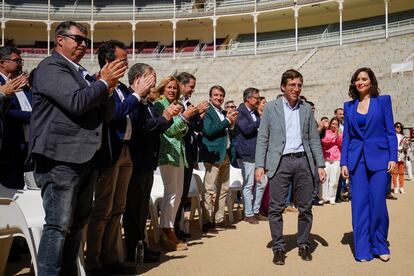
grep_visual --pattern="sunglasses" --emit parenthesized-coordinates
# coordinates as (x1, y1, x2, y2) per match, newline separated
(61, 34, 91, 47)
(226, 106, 237, 109)
(396, 125, 402, 128)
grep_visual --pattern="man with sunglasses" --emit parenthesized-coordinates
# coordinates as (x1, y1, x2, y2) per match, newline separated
(0, 45, 30, 188)
(29, 21, 127, 276)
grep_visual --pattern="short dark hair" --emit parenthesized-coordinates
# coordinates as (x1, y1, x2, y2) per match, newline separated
(306, 101, 315, 107)
(280, 69, 303, 91)
(334, 107, 344, 114)
(348, 67, 380, 100)
(176, 72, 196, 85)
(0, 45, 21, 60)
(55, 21, 87, 37)
(259, 96, 266, 101)
(243, 87, 259, 102)
(209, 85, 225, 97)
(320, 116, 329, 121)
(97, 40, 127, 69)
(127, 63, 153, 85)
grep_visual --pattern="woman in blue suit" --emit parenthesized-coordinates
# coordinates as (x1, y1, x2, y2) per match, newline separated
(340, 67, 397, 262)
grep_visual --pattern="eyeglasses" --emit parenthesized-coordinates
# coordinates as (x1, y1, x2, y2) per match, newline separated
(226, 105, 237, 109)
(396, 125, 402, 129)
(61, 33, 91, 47)
(2, 58, 24, 64)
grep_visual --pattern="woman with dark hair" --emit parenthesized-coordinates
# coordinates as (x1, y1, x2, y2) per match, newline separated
(320, 117, 342, 204)
(391, 122, 408, 193)
(341, 67, 397, 262)
(258, 96, 267, 117)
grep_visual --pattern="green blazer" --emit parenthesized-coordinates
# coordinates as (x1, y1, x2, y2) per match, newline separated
(199, 104, 236, 164)
(154, 97, 188, 168)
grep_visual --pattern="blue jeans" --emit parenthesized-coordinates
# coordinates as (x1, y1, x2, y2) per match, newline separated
(238, 160, 266, 217)
(34, 156, 95, 276)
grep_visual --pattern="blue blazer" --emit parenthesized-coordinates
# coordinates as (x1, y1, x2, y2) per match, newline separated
(235, 103, 260, 162)
(340, 95, 397, 172)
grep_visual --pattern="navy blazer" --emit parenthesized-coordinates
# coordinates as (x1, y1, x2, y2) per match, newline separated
(129, 101, 172, 172)
(106, 83, 140, 166)
(340, 95, 398, 172)
(29, 52, 115, 164)
(235, 103, 260, 162)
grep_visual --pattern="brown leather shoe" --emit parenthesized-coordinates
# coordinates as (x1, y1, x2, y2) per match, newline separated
(254, 213, 268, 221)
(244, 216, 259, 224)
(161, 228, 188, 251)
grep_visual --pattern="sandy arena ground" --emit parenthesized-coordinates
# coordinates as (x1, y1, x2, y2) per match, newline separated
(6, 180, 414, 276)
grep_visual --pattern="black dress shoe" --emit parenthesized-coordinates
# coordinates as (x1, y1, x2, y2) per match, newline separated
(202, 222, 214, 233)
(386, 194, 398, 200)
(87, 267, 112, 276)
(143, 250, 161, 263)
(145, 247, 161, 257)
(273, 249, 285, 265)
(102, 261, 137, 275)
(175, 229, 191, 241)
(298, 245, 313, 261)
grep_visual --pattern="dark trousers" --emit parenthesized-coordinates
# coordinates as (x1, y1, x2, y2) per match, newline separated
(34, 156, 95, 276)
(350, 159, 390, 261)
(268, 155, 314, 252)
(123, 169, 154, 261)
(174, 165, 194, 229)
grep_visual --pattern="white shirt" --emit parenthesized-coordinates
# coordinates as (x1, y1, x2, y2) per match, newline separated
(282, 96, 304, 155)
(245, 104, 257, 122)
(211, 103, 231, 149)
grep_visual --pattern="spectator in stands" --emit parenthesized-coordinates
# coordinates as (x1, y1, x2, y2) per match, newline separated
(320, 117, 342, 205)
(86, 40, 153, 275)
(174, 72, 209, 241)
(255, 69, 325, 265)
(154, 76, 197, 251)
(200, 85, 238, 232)
(124, 65, 181, 262)
(29, 21, 126, 275)
(341, 67, 397, 262)
(391, 122, 408, 194)
(0, 45, 30, 189)
(235, 87, 265, 224)
(258, 96, 267, 117)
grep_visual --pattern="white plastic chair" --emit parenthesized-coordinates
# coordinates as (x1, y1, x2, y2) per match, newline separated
(0, 198, 38, 276)
(148, 174, 164, 244)
(226, 166, 243, 223)
(186, 174, 203, 230)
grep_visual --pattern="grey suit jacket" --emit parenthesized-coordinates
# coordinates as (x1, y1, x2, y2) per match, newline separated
(29, 52, 114, 164)
(255, 97, 324, 179)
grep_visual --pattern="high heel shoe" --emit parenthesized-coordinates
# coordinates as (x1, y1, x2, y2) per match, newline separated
(379, 254, 390, 262)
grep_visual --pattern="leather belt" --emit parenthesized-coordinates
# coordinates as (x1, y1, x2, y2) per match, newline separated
(282, 152, 306, 158)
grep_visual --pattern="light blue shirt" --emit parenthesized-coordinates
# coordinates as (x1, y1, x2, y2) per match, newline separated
(282, 96, 304, 155)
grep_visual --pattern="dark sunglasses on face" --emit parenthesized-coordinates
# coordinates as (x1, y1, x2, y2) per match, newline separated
(226, 105, 237, 109)
(396, 125, 402, 129)
(61, 34, 91, 47)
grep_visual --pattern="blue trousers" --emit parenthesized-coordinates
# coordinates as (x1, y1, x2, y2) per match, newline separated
(350, 159, 390, 261)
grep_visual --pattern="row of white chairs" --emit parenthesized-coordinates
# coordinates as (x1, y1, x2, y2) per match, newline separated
(148, 164, 244, 243)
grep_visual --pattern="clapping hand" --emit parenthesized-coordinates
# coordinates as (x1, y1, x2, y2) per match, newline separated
(0, 73, 28, 96)
(99, 60, 127, 94)
(132, 72, 156, 98)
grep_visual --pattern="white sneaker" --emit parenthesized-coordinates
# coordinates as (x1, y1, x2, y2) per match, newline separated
(329, 200, 336, 205)
(399, 188, 405, 194)
(394, 188, 399, 194)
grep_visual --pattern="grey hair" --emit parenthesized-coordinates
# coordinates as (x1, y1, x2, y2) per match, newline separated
(128, 63, 153, 85)
(243, 87, 259, 102)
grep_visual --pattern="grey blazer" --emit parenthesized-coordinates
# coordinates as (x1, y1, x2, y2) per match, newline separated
(29, 52, 114, 164)
(255, 97, 324, 178)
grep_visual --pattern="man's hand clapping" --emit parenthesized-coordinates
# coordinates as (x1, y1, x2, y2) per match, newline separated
(0, 73, 28, 97)
(99, 60, 127, 94)
(132, 72, 156, 98)
(226, 109, 238, 128)
(163, 102, 183, 121)
(182, 104, 198, 119)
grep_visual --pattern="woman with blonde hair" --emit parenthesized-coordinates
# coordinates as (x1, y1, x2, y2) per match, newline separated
(154, 76, 197, 251)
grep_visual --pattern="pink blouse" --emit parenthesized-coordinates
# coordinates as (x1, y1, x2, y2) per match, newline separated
(322, 129, 342, 161)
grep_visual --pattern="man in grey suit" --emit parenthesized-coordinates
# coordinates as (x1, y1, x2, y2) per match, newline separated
(255, 69, 326, 265)
(29, 21, 126, 275)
